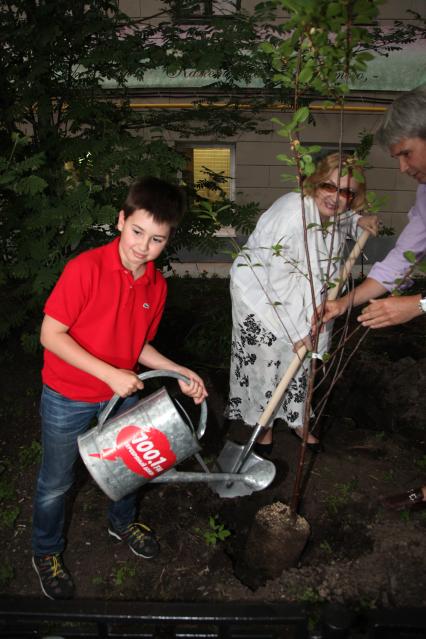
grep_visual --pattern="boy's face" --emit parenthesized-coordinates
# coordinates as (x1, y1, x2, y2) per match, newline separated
(117, 208, 171, 274)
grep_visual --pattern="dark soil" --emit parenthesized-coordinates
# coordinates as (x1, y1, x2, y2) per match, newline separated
(0, 278, 425, 611)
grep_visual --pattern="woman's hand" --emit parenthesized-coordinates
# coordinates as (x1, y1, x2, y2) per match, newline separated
(292, 334, 313, 353)
(312, 298, 348, 332)
(176, 368, 208, 405)
(357, 215, 379, 236)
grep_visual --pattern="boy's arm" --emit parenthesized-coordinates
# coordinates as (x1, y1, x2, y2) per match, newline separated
(41, 315, 144, 397)
(138, 343, 208, 405)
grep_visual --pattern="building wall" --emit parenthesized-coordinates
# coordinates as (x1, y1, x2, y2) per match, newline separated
(118, 0, 426, 275)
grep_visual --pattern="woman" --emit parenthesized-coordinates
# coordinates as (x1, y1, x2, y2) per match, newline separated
(226, 153, 378, 453)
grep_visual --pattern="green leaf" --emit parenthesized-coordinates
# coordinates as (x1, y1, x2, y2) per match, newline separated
(327, 3, 341, 18)
(277, 154, 296, 165)
(352, 169, 365, 183)
(259, 42, 275, 54)
(15, 175, 48, 196)
(280, 173, 298, 182)
(298, 65, 314, 84)
(403, 250, 417, 264)
(293, 106, 310, 124)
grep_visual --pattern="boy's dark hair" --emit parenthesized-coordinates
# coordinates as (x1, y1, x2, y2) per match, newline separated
(122, 177, 186, 229)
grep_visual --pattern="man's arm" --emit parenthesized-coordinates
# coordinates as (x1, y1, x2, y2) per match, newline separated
(319, 278, 423, 329)
(357, 292, 423, 328)
(319, 186, 426, 329)
(319, 277, 388, 323)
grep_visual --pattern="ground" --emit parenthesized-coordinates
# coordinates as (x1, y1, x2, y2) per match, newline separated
(0, 279, 425, 612)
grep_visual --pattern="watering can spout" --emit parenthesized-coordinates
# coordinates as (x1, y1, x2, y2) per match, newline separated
(149, 459, 276, 493)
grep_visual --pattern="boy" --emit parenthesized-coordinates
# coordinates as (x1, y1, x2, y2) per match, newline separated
(32, 176, 208, 600)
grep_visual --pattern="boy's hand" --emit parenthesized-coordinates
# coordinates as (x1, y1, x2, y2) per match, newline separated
(357, 215, 379, 236)
(177, 368, 208, 405)
(105, 369, 144, 397)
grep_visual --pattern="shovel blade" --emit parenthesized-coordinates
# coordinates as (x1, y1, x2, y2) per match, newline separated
(210, 439, 276, 498)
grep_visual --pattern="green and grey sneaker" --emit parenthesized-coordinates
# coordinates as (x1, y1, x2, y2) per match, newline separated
(32, 553, 75, 600)
(108, 522, 160, 559)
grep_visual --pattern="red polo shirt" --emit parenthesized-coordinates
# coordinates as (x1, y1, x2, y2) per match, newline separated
(42, 237, 167, 401)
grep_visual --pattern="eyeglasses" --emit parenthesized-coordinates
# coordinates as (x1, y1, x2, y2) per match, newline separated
(318, 182, 356, 200)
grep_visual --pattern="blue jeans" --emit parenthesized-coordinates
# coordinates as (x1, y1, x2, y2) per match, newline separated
(32, 385, 140, 557)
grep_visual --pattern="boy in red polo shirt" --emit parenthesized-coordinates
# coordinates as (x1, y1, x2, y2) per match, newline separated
(32, 176, 208, 600)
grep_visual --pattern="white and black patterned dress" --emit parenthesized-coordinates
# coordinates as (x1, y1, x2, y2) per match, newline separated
(226, 192, 362, 429)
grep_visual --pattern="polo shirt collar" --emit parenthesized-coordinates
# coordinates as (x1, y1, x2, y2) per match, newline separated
(105, 237, 156, 283)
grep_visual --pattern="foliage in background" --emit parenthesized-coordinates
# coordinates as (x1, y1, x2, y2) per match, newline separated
(0, 0, 424, 346)
(0, 0, 265, 344)
(155, 275, 232, 370)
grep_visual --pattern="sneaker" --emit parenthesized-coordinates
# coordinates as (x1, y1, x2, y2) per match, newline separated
(108, 522, 160, 559)
(380, 487, 425, 511)
(32, 553, 75, 600)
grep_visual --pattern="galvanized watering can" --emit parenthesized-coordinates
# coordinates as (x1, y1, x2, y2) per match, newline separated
(78, 370, 276, 501)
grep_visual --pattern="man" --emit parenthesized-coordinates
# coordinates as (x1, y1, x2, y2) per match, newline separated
(319, 84, 426, 511)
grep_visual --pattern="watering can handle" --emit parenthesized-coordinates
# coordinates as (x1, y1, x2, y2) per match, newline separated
(97, 369, 208, 440)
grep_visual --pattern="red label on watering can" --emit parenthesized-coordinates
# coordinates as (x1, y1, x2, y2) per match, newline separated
(89, 424, 177, 478)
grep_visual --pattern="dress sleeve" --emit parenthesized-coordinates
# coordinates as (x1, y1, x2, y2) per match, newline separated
(262, 203, 313, 343)
(232, 193, 318, 343)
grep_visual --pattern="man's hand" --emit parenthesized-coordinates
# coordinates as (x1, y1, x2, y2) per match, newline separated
(358, 294, 422, 329)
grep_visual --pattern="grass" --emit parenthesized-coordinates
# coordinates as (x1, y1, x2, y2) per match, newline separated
(325, 480, 359, 515)
(18, 440, 42, 468)
(195, 515, 232, 546)
(0, 476, 20, 530)
(112, 561, 137, 586)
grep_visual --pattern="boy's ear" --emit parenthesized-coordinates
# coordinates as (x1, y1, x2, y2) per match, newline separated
(117, 210, 125, 231)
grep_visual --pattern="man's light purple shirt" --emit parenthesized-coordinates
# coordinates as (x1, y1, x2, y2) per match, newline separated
(369, 184, 426, 291)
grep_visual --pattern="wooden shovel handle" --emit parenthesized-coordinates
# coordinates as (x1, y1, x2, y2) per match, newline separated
(327, 229, 370, 302)
(257, 229, 370, 429)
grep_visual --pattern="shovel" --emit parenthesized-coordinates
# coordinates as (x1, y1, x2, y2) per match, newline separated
(212, 229, 371, 498)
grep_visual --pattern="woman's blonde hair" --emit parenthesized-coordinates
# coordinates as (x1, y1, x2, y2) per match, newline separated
(303, 152, 367, 211)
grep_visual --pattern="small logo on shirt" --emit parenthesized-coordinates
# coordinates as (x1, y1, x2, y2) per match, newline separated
(143, 303, 150, 309)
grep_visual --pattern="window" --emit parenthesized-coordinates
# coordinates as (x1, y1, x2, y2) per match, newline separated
(180, 144, 236, 236)
(172, 0, 240, 20)
(180, 144, 235, 201)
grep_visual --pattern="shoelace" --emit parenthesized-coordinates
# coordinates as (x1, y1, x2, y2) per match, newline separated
(127, 523, 150, 541)
(44, 555, 65, 578)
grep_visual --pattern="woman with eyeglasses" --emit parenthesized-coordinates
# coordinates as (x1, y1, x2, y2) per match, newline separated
(226, 152, 378, 455)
